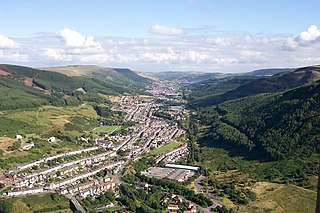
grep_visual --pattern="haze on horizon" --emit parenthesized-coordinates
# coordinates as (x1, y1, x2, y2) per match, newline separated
(0, 0, 320, 73)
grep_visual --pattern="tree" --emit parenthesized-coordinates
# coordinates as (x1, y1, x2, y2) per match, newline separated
(8, 141, 21, 151)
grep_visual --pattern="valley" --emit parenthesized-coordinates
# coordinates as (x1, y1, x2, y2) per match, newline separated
(0, 64, 319, 213)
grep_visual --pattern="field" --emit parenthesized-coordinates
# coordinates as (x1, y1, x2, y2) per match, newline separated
(94, 125, 120, 134)
(0, 104, 100, 171)
(241, 184, 317, 213)
(0, 137, 14, 150)
(0, 104, 98, 138)
(151, 137, 185, 155)
(0, 193, 71, 213)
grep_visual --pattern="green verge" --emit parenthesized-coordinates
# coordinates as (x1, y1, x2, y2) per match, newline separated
(94, 125, 120, 134)
(151, 138, 185, 155)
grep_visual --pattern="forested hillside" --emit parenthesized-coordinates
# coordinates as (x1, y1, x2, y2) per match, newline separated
(0, 64, 151, 110)
(193, 81, 320, 160)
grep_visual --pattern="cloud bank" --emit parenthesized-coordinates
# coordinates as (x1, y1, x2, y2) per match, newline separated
(149, 24, 185, 36)
(0, 25, 319, 72)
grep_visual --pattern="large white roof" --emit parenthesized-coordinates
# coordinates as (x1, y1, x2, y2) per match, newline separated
(165, 164, 199, 171)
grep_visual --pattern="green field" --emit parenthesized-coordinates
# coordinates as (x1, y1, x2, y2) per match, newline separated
(0, 104, 98, 138)
(151, 138, 185, 155)
(0, 193, 71, 213)
(94, 125, 120, 134)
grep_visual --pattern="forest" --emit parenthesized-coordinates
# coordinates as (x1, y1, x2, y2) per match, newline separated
(0, 64, 151, 110)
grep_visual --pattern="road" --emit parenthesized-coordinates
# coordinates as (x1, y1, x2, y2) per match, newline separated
(194, 175, 205, 193)
(194, 175, 222, 211)
(70, 196, 87, 213)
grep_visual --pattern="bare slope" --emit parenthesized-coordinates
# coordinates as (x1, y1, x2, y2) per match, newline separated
(40, 65, 114, 76)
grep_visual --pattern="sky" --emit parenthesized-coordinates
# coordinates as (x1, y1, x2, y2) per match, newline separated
(0, 0, 320, 73)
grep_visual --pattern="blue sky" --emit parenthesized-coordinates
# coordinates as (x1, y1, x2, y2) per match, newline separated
(0, 0, 320, 72)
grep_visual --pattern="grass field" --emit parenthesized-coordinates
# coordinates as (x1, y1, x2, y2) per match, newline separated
(0, 193, 71, 213)
(241, 184, 317, 213)
(0, 104, 98, 138)
(94, 125, 120, 134)
(151, 138, 185, 155)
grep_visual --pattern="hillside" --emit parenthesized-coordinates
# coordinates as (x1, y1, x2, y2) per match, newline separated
(40, 65, 114, 76)
(150, 71, 230, 82)
(191, 65, 320, 107)
(0, 64, 151, 110)
(246, 68, 294, 76)
(194, 80, 320, 160)
(43, 65, 152, 90)
(186, 75, 259, 101)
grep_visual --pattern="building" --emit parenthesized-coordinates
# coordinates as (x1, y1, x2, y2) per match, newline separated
(22, 143, 34, 150)
(48, 137, 56, 142)
(6, 188, 44, 197)
(165, 164, 199, 172)
(168, 204, 180, 211)
(16, 135, 23, 140)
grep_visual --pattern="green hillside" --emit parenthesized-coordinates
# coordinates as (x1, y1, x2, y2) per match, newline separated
(193, 81, 320, 160)
(43, 65, 153, 91)
(150, 71, 230, 82)
(190, 65, 320, 107)
(0, 64, 151, 110)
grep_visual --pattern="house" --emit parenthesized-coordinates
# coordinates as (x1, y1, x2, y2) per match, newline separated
(22, 143, 34, 150)
(168, 204, 179, 211)
(186, 202, 195, 209)
(48, 137, 56, 142)
(6, 188, 44, 197)
(16, 135, 23, 140)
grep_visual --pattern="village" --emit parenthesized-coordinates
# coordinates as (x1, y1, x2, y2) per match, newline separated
(0, 82, 199, 212)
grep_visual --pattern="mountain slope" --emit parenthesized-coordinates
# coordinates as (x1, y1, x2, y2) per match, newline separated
(191, 65, 320, 107)
(150, 71, 230, 82)
(0, 64, 150, 110)
(196, 80, 320, 160)
(43, 65, 152, 91)
(40, 65, 114, 76)
(246, 68, 294, 76)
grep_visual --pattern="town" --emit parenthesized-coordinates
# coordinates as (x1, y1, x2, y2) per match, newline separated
(0, 82, 201, 212)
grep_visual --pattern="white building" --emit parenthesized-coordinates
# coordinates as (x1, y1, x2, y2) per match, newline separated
(22, 143, 34, 150)
(165, 164, 199, 172)
(6, 188, 44, 197)
(16, 135, 23, 140)
(48, 137, 56, 142)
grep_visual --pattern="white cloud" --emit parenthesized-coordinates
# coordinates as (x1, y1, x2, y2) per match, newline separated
(44, 48, 72, 61)
(299, 25, 320, 42)
(1, 25, 319, 72)
(283, 25, 320, 50)
(0, 50, 28, 62)
(58, 28, 103, 49)
(0, 34, 28, 62)
(0, 34, 19, 49)
(149, 24, 184, 36)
